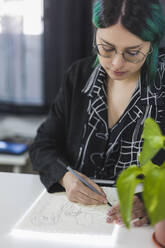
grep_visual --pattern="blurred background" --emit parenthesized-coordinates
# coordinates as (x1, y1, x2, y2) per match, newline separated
(0, 0, 164, 174)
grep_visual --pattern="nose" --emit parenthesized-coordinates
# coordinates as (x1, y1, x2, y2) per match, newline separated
(111, 53, 125, 70)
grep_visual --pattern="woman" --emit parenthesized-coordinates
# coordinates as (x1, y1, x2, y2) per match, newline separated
(30, 0, 165, 227)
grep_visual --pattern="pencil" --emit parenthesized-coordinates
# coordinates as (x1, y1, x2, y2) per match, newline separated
(57, 158, 112, 207)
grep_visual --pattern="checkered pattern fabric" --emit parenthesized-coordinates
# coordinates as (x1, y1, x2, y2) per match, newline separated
(78, 54, 165, 181)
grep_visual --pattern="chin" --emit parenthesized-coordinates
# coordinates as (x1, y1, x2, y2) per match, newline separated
(108, 73, 128, 81)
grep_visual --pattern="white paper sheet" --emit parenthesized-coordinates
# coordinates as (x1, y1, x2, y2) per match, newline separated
(13, 187, 118, 236)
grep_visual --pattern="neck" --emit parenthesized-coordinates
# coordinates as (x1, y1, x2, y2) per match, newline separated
(108, 71, 140, 86)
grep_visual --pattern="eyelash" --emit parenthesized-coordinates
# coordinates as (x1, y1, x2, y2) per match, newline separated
(102, 45, 114, 51)
(102, 45, 140, 55)
(126, 50, 140, 56)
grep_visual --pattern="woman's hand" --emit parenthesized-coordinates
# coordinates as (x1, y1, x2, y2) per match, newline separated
(59, 171, 108, 205)
(106, 195, 149, 227)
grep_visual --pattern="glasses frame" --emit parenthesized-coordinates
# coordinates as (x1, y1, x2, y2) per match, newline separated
(94, 44, 153, 64)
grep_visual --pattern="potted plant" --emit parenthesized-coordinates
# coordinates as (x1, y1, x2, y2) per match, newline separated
(116, 118, 165, 247)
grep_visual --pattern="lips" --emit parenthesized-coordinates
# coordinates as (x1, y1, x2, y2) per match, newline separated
(114, 70, 125, 73)
(106, 67, 127, 76)
(113, 70, 127, 76)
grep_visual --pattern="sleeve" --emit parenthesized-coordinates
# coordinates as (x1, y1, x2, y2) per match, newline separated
(159, 53, 165, 135)
(29, 67, 73, 193)
(152, 53, 165, 166)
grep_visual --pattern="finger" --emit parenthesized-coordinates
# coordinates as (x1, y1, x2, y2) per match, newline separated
(133, 216, 150, 227)
(62, 171, 106, 205)
(133, 196, 144, 208)
(106, 214, 123, 224)
(107, 204, 120, 216)
(131, 209, 146, 220)
(106, 215, 116, 223)
(67, 179, 107, 204)
(90, 182, 107, 197)
(115, 218, 123, 225)
(70, 191, 104, 205)
(78, 181, 107, 204)
(80, 192, 104, 205)
(77, 172, 107, 198)
(106, 216, 113, 223)
(107, 210, 122, 224)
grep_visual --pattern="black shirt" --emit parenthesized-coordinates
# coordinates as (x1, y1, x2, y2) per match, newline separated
(30, 53, 165, 192)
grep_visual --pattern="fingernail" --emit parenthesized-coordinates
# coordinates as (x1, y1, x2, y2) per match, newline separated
(133, 222, 140, 227)
(109, 210, 113, 215)
(117, 219, 123, 225)
(107, 217, 112, 223)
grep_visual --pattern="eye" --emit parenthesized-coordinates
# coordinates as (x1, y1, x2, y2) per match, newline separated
(102, 45, 115, 52)
(126, 50, 140, 56)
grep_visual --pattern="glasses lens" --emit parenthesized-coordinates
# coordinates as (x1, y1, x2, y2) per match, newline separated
(96, 44, 148, 63)
(124, 51, 145, 63)
(97, 44, 115, 58)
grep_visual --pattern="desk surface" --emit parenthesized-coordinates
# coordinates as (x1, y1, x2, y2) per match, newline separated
(0, 172, 155, 248)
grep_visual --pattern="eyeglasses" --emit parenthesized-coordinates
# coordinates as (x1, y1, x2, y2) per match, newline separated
(94, 44, 153, 64)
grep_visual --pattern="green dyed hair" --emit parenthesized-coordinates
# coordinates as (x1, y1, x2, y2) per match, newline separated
(140, 3, 165, 83)
(92, 0, 165, 85)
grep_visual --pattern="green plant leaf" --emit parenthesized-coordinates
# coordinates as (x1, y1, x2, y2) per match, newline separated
(116, 118, 165, 229)
(161, 162, 165, 168)
(142, 118, 162, 139)
(140, 118, 164, 165)
(143, 166, 165, 225)
(116, 165, 143, 228)
(141, 160, 159, 175)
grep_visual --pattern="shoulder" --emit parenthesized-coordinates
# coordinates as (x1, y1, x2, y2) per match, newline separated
(147, 49, 165, 96)
(57, 56, 97, 99)
(153, 48, 165, 89)
(157, 48, 165, 71)
(69, 55, 96, 68)
(63, 56, 97, 92)
(157, 48, 165, 88)
(155, 48, 165, 99)
(66, 56, 96, 79)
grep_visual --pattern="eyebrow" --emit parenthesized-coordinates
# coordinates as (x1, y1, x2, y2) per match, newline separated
(100, 38, 143, 49)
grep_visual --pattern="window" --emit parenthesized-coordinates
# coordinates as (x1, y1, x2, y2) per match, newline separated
(0, 0, 44, 106)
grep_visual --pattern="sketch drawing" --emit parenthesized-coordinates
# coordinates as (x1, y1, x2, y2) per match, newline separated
(15, 187, 118, 235)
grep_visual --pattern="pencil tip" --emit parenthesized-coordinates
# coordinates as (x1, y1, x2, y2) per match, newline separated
(107, 201, 112, 207)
